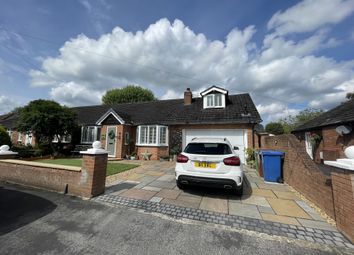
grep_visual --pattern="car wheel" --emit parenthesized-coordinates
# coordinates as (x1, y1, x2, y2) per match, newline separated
(176, 180, 186, 190)
(234, 183, 243, 196)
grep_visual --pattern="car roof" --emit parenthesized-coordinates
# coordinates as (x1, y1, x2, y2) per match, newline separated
(189, 137, 231, 144)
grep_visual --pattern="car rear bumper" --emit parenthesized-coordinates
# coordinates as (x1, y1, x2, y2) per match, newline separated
(177, 175, 242, 189)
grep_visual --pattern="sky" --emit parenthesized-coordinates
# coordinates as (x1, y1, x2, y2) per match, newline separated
(0, 0, 354, 123)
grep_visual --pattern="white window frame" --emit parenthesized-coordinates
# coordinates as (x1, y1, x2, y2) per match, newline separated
(53, 134, 72, 143)
(305, 132, 313, 159)
(136, 125, 168, 146)
(25, 132, 33, 145)
(81, 126, 101, 144)
(203, 93, 225, 109)
(18, 132, 23, 142)
(7, 129, 13, 140)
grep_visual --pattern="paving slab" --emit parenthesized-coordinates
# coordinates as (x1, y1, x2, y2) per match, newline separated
(229, 202, 262, 219)
(251, 188, 277, 198)
(256, 183, 290, 192)
(308, 212, 326, 222)
(124, 173, 145, 181)
(156, 174, 175, 182)
(120, 189, 157, 201)
(241, 195, 271, 207)
(297, 218, 337, 231)
(257, 205, 275, 215)
(274, 190, 299, 200)
(149, 196, 163, 203)
(199, 197, 228, 214)
(261, 213, 301, 226)
(162, 197, 200, 209)
(145, 171, 165, 177)
(156, 189, 181, 199)
(267, 198, 311, 219)
(149, 180, 176, 189)
(142, 186, 162, 192)
(295, 200, 316, 213)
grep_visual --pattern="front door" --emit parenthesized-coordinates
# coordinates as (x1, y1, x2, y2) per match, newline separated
(106, 126, 116, 157)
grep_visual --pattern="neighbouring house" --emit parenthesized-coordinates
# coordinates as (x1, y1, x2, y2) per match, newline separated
(0, 86, 262, 161)
(292, 99, 354, 163)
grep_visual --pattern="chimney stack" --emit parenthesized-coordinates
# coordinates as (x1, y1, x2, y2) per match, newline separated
(184, 88, 192, 105)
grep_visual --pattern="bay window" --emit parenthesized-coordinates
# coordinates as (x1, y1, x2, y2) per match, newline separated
(81, 126, 101, 144)
(136, 125, 168, 146)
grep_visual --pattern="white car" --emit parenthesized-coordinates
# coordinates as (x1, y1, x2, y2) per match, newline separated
(175, 137, 244, 195)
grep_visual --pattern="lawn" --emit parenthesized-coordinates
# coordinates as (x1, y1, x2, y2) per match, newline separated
(37, 158, 139, 176)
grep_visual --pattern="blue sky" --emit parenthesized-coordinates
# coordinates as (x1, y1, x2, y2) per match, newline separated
(0, 0, 354, 122)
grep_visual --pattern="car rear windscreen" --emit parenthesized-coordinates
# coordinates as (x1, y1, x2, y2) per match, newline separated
(184, 143, 232, 155)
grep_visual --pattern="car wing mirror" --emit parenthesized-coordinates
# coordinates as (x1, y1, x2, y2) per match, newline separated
(233, 146, 239, 150)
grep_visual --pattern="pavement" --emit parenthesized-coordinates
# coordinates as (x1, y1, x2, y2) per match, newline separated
(1, 182, 353, 255)
(106, 161, 341, 235)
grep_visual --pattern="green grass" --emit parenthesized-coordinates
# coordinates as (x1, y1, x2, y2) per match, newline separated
(37, 158, 139, 176)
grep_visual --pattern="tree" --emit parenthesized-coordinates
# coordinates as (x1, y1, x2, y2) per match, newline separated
(265, 122, 284, 135)
(16, 100, 77, 155)
(346, 92, 354, 100)
(102, 85, 156, 105)
(0, 125, 11, 146)
(279, 108, 324, 133)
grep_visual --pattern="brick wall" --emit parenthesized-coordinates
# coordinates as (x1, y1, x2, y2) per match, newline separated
(136, 146, 169, 160)
(293, 123, 354, 162)
(263, 134, 335, 218)
(331, 169, 354, 242)
(0, 153, 107, 199)
(263, 134, 354, 243)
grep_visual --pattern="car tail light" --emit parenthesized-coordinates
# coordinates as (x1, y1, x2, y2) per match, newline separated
(223, 156, 240, 166)
(177, 154, 189, 163)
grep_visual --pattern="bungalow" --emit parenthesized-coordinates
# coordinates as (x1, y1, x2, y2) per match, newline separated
(0, 86, 262, 162)
(292, 99, 354, 163)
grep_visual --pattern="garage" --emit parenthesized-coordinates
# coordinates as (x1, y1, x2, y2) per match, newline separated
(182, 129, 248, 163)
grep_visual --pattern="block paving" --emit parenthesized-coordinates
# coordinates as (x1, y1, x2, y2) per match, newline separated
(102, 160, 353, 248)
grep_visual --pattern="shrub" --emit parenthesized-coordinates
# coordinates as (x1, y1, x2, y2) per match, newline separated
(265, 122, 284, 135)
(0, 125, 11, 147)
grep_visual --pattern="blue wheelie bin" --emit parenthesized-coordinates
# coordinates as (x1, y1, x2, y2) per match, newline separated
(260, 150, 284, 183)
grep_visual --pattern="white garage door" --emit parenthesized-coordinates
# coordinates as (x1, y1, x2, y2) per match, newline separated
(183, 129, 247, 163)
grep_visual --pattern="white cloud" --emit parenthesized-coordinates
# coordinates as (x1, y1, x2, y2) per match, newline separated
(257, 103, 300, 123)
(0, 95, 20, 115)
(29, 16, 354, 122)
(268, 0, 354, 35)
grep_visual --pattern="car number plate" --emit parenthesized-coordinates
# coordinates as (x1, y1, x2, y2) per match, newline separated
(195, 162, 216, 168)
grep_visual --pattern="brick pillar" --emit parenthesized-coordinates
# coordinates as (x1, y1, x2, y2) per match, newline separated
(331, 169, 354, 243)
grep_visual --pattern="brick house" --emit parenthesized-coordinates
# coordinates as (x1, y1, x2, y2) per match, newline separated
(0, 86, 262, 161)
(292, 99, 354, 163)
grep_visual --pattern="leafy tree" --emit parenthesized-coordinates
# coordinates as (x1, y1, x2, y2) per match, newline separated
(265, 122, 284, 135)
(346, 92, 354, 100)
(102, 85, 156, 105)
(0, 125, 11, 146)
(16, 100, 77, 155)
(279, 108, 324, 133)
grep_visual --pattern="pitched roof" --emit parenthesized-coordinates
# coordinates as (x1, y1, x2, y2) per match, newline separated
(95, 93, 261, 125)
(0, 93, 262, 128)
(293, 99, 354, 132)
(0, 113, 18, 129)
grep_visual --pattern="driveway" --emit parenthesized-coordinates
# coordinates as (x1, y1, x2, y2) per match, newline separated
(1, 182, 352, 255)
(104, 160, 352, 247)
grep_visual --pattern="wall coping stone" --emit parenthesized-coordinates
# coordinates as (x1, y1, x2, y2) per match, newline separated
(0, 159, 81, 172)
(80, 141, 109, 155)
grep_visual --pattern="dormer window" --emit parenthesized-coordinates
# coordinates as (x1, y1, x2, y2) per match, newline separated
(206, 94, 223, 107)
(201, 85, 228, 109)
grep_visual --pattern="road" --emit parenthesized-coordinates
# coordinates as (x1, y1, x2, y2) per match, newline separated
(0, 183, 351, 255)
